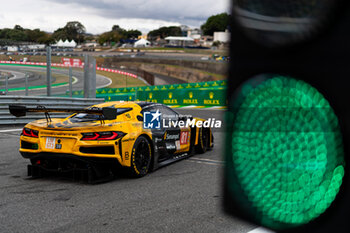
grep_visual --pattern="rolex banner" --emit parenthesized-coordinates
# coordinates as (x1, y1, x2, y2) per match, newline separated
(67, 80, 227, 107)
(135, 88, 226, 107)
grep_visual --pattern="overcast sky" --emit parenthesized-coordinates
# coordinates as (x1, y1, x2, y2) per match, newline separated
(0, 0, 230, 34)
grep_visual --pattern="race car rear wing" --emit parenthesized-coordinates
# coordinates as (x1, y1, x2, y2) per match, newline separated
(9, 105, 118, 122)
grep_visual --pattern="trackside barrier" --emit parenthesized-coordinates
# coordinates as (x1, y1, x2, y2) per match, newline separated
(69, 80, 227, 107)
(0, 96, 104, 125)
(136, 81, 226, 107)
(136, 88, 226, 107)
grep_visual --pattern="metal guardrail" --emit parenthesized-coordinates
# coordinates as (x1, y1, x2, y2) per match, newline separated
(0, 96, 104, 125)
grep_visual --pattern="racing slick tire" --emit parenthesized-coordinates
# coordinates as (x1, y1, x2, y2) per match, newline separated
(195, 127, 210, 154)
(128, 136, 152, 178)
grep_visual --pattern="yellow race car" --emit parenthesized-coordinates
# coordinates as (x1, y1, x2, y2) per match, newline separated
(9, 101, 214, 183)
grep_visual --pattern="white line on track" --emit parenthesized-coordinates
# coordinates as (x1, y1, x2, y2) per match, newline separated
(96, 74, 112, 89)
(179, 105, 198, 109)
(0, 128, 23, 133)
(190, 157, 222, 163)
(187, 160, 221, 166)
(187, 157, 224, 166)
(247, 227, 275, 233)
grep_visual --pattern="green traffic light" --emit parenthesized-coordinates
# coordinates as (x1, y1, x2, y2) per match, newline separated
(229, 75, 345, 229)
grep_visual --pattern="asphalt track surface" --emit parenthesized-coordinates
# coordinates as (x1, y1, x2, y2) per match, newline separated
(0, 109, 257, 233)
(0, 65, 112, 96)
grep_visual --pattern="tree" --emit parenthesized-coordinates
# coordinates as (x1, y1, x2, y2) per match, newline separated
(14, 25, 24, 31)
(0, 25, 52, 44)
(51, 28, 67, 41)
(65, 21, 86, 43)
(112, 25, 123, 33)
(52, 21, 86, 43)
(201, 13, 230, 36)
(148, 26, 182, 40)
(98, 31, 123, 45)
(26, 29, 46, 42)
(125, 29, 142, 39)
(97, 26, 142, 45)
(37, 33, 54, 45)
(111, 25, 141, 39)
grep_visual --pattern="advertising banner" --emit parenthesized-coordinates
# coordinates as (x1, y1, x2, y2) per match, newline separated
(135, 88, 226, 106)
(61, 58, 82, 67)
(67, 80, 227, 107)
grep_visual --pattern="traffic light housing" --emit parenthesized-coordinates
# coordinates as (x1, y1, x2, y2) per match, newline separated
(224, 1, 350, 232)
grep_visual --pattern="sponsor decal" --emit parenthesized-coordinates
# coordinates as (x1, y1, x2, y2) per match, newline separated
(163, 92, 178, 104)
(175, 140, 180, 150)
(165, 142, 176, 150)
(183, 99, 198, 104)
(180, 131, 189, 145)
(98, 141, 111, 144)
(163, 99, 178, 104)
(131, 148, 140, 174)
(204, 92, 220, 105)
(174, 153, 188, 159)
(154, 137, 163, 143)
(209, 92, 214, 99)
(203, 99, 220, 105)
(183, 92, 198, 104)
(143, 110, 161, 129)
(166, 133, 180, 140)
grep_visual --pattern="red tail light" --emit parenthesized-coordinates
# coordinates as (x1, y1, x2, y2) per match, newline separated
(81, 132, 99, 140)
(98, 131, 119, 140)
(22, 128, 39, 138)
(81, 131, 125, 141)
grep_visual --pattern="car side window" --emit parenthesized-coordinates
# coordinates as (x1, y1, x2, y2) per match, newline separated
(141, 106, 157, 115)
(141, 105, 178, 121)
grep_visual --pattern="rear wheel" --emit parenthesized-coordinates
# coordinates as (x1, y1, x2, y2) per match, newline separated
(195, 127, 210, 154)
(128, 136, 152, 177)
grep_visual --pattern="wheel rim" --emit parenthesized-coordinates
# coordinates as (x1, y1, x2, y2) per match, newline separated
(135, 139, 150, 172)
